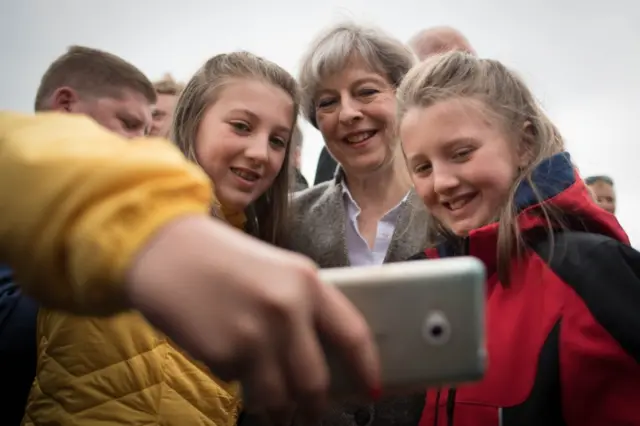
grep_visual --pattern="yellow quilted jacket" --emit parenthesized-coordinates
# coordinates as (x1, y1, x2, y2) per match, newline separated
(0, 112, 243, 426)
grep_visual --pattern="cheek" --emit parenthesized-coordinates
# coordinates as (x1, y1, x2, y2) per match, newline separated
(412, 178, 438, 209)
(473, 162, 517, 205)
(317, 113, 337, 139)
(195, 130, 234, 177)
(365, 97, 396, 126)
(265, 150, 287, 180)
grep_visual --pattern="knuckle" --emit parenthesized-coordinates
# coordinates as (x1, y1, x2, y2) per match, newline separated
(234, 315, 264, 350)
(343, 317, 371, 351)
(261, 290, 297, 323)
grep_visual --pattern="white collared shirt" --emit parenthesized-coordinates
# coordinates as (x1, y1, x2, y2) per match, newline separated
(342, 185, 409, 266)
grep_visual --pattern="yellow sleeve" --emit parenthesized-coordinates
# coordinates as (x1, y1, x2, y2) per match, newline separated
(0, 112, 213, 315)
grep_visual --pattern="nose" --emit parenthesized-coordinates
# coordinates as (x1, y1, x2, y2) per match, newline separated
(432, 166, 460, 196)
(338, 96, 363, 126)
(244, 134, 270, 164)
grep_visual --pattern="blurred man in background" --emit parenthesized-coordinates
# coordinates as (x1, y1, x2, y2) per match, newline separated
(407, 26, 476, 60)
(586, 175, 616, 215)
(150, 73, 184, 137)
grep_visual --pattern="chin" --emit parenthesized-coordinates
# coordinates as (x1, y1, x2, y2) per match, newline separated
(216, 191, 251, 215)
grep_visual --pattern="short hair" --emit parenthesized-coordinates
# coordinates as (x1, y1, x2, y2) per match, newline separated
(153, 73, 185, 96)
(585, 175, 614, 186)
(34, 45, 156, 111)
(408, 26, 475, 60)
(298, 21, 416, 127)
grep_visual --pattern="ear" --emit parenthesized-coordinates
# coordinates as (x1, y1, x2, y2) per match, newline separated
(49, 87, 81, 112)
(517, 120, 535, 168)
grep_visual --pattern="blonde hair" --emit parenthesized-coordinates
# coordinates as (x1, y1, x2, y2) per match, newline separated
(298, 21, 416, 127)
(397, 51, 565, 283)
(35, 45, 156, 111)
(172, 51, 300, 247)
(153, 73, 185, 96)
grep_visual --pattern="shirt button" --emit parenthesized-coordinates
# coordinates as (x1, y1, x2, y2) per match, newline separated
(354, 407, 372, 426)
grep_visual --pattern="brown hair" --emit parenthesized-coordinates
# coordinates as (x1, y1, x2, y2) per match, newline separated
(172, 51, 299, 247)
(397, 51, 565, 283)
(153, 73, 185, 96)
(34, 45, 156, 111)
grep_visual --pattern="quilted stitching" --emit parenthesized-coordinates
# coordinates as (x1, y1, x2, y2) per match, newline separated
(22, 309, 241, 425)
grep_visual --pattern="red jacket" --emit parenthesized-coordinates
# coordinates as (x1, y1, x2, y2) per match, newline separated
(412, 153, 640, 426)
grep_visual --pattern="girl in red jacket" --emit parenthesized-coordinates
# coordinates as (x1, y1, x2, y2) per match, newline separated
(397, 51, 640, 426)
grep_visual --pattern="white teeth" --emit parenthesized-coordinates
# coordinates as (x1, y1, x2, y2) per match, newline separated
(449, 199, 468, 210)
(346, 131, 375, 144)
(447, 196, 474, 211)
(232, 168, 259, 182)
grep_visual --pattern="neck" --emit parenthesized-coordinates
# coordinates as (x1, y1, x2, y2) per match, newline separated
(344, 155, 412, 215)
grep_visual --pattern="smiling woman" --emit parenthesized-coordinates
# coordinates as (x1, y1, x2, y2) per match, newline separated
(285, 21, 430, 426)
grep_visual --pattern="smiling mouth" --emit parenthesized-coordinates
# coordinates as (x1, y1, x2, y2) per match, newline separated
(231, 167, 260, 182)
(344, 130, 377, 145)
(443, 194, 476, 211)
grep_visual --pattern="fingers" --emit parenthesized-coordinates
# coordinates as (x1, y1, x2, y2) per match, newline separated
(281, 310, 330, 419)
(243, 345, 289, 413)
(314, 284, 381, 398)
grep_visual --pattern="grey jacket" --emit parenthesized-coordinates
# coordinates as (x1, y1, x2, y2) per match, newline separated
(285, 172, 430, 426)
(287, 174, 430, 269)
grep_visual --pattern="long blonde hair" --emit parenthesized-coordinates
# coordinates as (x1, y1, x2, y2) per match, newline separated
(397, 51, 565, 283)
(172, 51, 300, 247)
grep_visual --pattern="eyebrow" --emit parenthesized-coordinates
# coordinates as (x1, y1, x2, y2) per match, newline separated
(317, 76, 388, 95)
(405, 137, 478, 163)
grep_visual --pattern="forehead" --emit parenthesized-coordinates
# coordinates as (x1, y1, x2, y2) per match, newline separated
(317, 55, 389, 90)
(589, 181, 615, 195)
(402, 99, 494, 145)
(211, 79, 294, 127)
(155, 93, 178, 111)
(95, 90, 152, 119)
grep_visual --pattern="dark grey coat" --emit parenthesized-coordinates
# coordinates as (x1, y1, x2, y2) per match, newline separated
(284, 172, 430, 426)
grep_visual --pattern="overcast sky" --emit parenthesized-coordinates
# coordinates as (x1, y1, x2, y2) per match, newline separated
(1, 0, 638, 243)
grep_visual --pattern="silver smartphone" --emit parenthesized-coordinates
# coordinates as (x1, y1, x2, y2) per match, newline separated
(319, 256, 486, 396)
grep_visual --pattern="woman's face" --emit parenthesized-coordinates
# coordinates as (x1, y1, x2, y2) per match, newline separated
(401, 98, 525, 236)
(314, 56, 397, 176)
(195, 78, 294, 213)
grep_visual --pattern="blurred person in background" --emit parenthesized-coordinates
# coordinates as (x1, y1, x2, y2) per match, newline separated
(150, 73, 184, 137)
(290, 123, 310, 191)
(407, 25, 476, 60)
(585, 175, 616, 215)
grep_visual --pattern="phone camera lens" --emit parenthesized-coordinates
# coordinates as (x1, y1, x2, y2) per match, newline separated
(422, 311, 451, 345)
